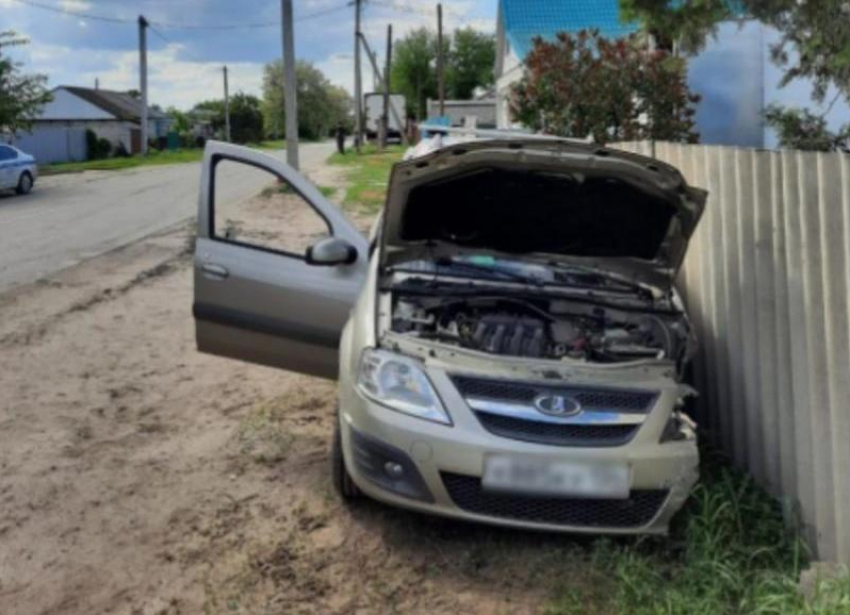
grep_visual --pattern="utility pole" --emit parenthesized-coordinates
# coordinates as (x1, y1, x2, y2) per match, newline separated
(380, 24, 392, 150)
(436, 3, 445, 116)
(223, 65, 231, 142)
(138, 15, 149, 155)
(354, 0, 363, 152)
(358, 33, 408, 145)
(281, 0, 299, 169)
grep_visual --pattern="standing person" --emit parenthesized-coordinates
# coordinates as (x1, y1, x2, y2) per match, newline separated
(335, 122, 346, 155)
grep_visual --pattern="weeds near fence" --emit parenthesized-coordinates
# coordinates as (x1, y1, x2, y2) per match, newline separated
(545, 448, 850, 615)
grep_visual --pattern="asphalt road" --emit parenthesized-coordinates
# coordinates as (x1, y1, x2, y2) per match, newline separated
(0, 141, 336, 293)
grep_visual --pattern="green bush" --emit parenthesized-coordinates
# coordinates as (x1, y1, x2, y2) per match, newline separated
(85, 129, 113, 160)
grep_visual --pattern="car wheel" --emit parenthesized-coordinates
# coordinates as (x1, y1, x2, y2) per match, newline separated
(332, 406, 360, 501)
(16, 172, 33, 195)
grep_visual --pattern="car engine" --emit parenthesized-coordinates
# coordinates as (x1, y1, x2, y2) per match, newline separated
(390, 295, 691, 365)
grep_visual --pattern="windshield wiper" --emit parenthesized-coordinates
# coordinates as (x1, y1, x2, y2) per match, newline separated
(434, 257, 545, 285)
(549, 263, 651, 297)
(391, 258, 545, 286)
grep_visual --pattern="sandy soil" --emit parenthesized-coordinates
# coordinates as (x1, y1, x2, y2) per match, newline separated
(0, 164, 588, 615)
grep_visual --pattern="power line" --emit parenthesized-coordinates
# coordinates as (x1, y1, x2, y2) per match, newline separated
(10, 0, 351, 30)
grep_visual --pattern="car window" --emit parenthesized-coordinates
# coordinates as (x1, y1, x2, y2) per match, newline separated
(0, 146, 15, 160)
(212, 157, 331, 258)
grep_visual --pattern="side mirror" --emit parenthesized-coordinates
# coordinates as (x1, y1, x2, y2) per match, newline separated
(305, 237, 358, 266)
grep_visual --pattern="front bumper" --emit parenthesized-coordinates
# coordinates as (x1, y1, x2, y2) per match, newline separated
(338, 367, 699, 535)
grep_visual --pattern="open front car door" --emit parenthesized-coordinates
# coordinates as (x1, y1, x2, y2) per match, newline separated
(193, 141, 368, 379)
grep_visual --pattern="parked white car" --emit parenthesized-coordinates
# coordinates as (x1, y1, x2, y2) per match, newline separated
(0, 144, 37, 195)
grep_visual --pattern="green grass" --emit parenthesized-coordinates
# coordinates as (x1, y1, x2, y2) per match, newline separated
(41, 148, 204, 175)
(544, 448, 850, 615)
(41, 140, 286, 175)
(254, 139, 287, 150)
(328, 143, 405, 213)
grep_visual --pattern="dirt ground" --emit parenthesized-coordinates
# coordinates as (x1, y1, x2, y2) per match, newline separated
(0, 163, 602, 615)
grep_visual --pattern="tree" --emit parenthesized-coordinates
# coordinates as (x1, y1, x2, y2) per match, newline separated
(390, 27, 439, 119)
(262, 60, 351, 141)
(618, 0, 731, 54)
(227, 93, 264, 143)
(620, 1, 850, 104)
(166, 106, 191, 134)
(446, 28, 495, 99)
(619, 1, 850, 150)
(764, 105, 850, 152)
(192, 99, 225, 135)
(192, 94, 263, 144)
(746, 1, 850, 105)
(510, 30, 700, 144)
(391, 27, 495, 119)
(0, 31, 52, 134)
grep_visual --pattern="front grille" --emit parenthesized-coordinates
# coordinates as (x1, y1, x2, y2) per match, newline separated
(441, 472, 668, 528)
(451, 376, 657, 413)
(475, 411, 638, 447)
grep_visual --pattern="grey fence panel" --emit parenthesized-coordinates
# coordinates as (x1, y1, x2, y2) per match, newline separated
(613, 141, 850, 563)
(753, 151, 781, 496)
(834, 155, 850, 564)
(13, 126, 87, 164)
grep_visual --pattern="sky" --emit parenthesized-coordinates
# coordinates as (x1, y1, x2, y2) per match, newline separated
(1, 0, 498, 110)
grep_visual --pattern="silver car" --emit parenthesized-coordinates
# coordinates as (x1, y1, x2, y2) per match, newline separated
(0, 144, 37, 195)
(193, 138, 706, 535)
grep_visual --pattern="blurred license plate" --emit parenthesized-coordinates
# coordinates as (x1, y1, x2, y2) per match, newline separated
(482, 456, 630, 499)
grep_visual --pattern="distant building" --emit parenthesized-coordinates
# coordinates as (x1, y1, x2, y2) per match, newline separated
(494, 0, 850, 148)
(30, 86, 174, 154)
(426, 99, 497, 129)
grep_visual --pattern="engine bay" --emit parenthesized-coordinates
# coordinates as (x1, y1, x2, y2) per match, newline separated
(390, 293, 692, 366)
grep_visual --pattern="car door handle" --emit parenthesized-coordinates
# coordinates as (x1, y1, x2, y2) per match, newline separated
(201, 263, 229, 279)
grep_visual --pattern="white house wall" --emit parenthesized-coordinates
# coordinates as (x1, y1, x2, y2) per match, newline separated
(34, 120, 134, 153)
(495, 51, 522, 128)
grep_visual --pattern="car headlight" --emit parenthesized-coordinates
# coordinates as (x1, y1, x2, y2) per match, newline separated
(356, 349, 451, 425)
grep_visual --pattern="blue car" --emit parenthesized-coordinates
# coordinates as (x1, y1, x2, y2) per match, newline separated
(0, 144, 37, 195)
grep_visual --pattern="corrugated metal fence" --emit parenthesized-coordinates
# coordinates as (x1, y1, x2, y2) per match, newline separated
(12, 126, 87, 164)
(616, 141, 850, 563)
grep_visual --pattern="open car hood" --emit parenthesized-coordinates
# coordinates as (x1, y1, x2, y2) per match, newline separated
(380, 139, 706, 287)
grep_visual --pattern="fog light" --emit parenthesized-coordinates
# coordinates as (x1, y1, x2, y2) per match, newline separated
(384, 461, 405, 479)
(349, 428, 433, 502)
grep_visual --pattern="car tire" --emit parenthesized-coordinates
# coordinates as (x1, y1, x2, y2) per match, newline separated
(16, 172, 33, 195)
(332, 406, 360, 501)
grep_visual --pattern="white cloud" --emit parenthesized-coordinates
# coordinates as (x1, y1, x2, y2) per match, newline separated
(314, 52, 377, 96)
(90, 44, 265, 109)
(23, 42, 264, 110)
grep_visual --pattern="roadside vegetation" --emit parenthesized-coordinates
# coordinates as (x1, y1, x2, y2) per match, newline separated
(544, 449, 850, 615)
(40, 140, 287, 175)
(328, 144, 405, 213)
